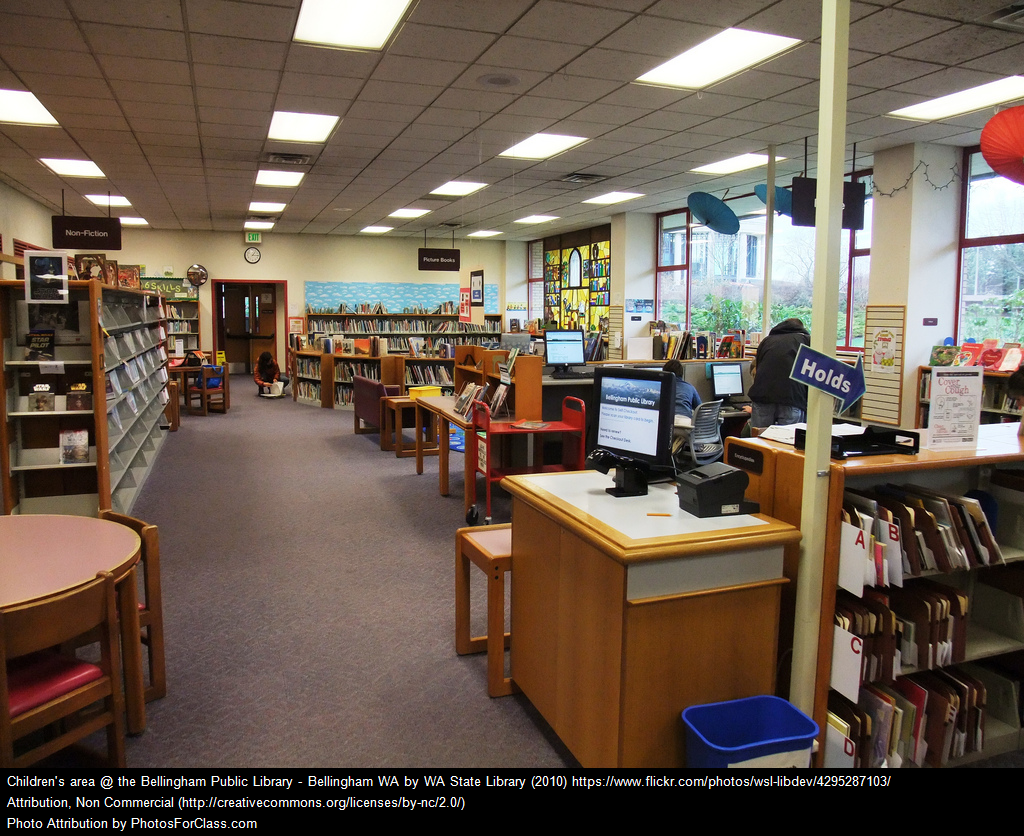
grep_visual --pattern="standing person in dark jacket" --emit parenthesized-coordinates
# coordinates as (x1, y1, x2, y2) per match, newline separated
(748, 318, 810, 434)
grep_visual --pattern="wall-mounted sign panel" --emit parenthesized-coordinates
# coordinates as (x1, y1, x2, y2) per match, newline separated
(51, 215, 122, 250)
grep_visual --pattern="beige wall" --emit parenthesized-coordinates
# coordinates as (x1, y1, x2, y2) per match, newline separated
(0, 181, 55, 279)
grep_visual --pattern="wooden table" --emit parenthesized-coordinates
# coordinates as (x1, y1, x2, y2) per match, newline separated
(382, 396, 439, 458)
(0, 515, 147, 735)
(503, 471, 801, 767)
(414, 396, 474, 512)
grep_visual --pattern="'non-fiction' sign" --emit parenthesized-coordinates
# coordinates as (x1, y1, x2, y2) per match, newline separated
(52, 215, 122, 250)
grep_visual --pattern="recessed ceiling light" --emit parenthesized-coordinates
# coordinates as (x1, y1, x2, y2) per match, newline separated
(361, 225, 393, 234)
(690, 153, 783, 175)
(268, 111, 340, 143)
(249, 201, 287, 213)
(430, 181, 488, 197)
(582, 191, 644, 205)
(388, 208, 430, 218)
(40, 158, 105, 177)
(293, 0, 412, 50)
(256, 169, 305, 187)
(245, 221, 275, 230)
(499, 133, 587, 160)
(119, 217, 148, 226)
(888, 76, 1024, 121)
(0, 89, 58, 125)
(467, 230, 502, 238)
(636, 28, 801, 89)
(86, 194, 131, 207)
(515, 215, 559, 224)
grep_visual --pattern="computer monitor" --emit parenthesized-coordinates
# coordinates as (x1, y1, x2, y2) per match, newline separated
(544, 329, 585, 370)
(710, 362, 745, 400)
(591, 366, 676, 496)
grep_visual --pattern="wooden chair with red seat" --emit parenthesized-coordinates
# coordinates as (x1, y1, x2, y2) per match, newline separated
(99, 509, 166, 703)
(186, 365, 229, 416)
(0, 572, 126, 768)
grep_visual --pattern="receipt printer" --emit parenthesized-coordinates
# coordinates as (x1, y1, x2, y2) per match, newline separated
(675, 462, 757, 518)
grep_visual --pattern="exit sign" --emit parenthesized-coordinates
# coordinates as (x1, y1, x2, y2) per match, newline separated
(246, 231, 262, 244)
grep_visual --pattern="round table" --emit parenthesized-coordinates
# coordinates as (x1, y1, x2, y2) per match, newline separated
(0, 515, 146, 733)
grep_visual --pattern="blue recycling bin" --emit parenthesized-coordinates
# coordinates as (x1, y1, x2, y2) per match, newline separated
(682, 695, 818, 768)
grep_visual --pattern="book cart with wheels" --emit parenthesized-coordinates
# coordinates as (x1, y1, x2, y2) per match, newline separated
(1, 279, 169, 516)
(725, 424, 1024, 767)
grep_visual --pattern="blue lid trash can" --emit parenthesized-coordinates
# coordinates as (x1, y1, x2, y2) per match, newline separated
(682, 695, 819, 768)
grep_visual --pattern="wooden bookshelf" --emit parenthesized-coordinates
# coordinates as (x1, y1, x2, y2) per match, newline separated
(453, 344, 543, 421)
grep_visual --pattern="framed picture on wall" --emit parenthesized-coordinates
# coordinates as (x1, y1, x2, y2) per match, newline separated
(288, 317, 305, 334)
(470, 270, 484, 306)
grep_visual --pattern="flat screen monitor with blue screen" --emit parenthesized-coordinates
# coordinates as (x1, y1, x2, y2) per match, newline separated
(711, 362, 745, 400)
(545, 330, 585, 370)
(593, 366, 676, 478)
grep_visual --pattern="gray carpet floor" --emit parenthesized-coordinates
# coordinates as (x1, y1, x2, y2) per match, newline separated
(125, 380, 575, 768)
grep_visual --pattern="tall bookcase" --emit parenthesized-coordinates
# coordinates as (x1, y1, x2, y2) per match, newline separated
(1, 279, 168, 516)
(726, 425, 1024, 767)
(165, 298, 201, 353)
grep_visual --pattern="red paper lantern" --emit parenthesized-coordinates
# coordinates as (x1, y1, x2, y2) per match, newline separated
(981, 106, 1024, 186)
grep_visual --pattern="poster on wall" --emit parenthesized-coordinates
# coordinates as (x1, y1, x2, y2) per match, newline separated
(927, 367, 982, 450)
(26, 251, 69, 304)
(470, 270, 484, 306)
(288, 317, 305, 334)
(459, 288, 470, 323)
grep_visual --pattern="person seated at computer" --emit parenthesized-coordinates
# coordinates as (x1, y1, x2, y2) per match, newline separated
(254, 351, 289, 395)
(663, 359, 701, 423)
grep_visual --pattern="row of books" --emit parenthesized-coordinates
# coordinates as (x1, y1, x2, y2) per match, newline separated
(404, 364, 453, 387)
(165, 304, 197, 321)
(334, 362, 381, 383)
(827, 663, 995, 768)
(307, 302, 390, 315)
(650, 329, 747, 362)
(309, 317, 469, 334)
(295, 380, 321, 402)
(838, 483, 1004, 593)
(295, 357, 321, 378)
(930, 341, 1023, 371)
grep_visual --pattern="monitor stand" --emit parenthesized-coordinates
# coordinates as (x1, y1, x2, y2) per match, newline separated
(606, 464, 648, 497)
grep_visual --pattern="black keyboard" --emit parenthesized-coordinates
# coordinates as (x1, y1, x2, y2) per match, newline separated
(550, 368, 595, 380)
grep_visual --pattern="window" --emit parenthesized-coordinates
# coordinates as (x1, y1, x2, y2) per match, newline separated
(957, 148, 1024, 343)
(656, 174, 871, 348)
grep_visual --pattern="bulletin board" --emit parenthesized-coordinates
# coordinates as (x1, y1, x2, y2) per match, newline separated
(860, 305, 905, 425)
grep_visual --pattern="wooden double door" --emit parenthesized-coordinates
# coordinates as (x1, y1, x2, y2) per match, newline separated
(215, 282, 280, 374)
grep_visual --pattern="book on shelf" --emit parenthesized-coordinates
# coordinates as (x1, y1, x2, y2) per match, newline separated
(66, 383, 93, 412)
(29, 384, 55, 412)
(24, 328, 55, 361)
(928, 345, 957, 366)
(489, 383, 509, 415)
(59, 428, 89, 464)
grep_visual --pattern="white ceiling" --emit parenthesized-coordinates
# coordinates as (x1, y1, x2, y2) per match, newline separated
(0, 0, 1020, 241)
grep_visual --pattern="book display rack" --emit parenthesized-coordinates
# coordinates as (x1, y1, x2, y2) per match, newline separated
(1, 279, 168, 515)
(726, 425, 1024, 768)
(453, 345, 543, 421)
(165, 299, 200, 354)
(917, 365, 1023, 428)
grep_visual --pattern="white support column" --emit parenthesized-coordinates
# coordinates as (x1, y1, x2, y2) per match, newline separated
(791, 0, 850, 717)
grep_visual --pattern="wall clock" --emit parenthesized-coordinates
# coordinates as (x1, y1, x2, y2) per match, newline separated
(244, 247, 261, 264)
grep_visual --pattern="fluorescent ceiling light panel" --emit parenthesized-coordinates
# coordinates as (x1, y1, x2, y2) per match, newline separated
(245, 221, 275, 230)
(86, 194, 131, 207)
(636, 28, 800, 89)
(41, 158, 105, 177)
(690, 153, 783, 175)
(0, 89, 58, 125)
(514, 215, 559, 224)
(499, 133, 587, 160)
(268, 111, 339, 143)
(118, 217, 148, 226)
(582, 191, 644, 205)
(249, 201, 287, 213)
(256, 169, 305, 187)
(361, 225, 393, 234)
(888, 76, 1024, 121)
(430, 181, 488, 197)
(293, 0, 412, 50)
(467, 230, 501, 238)
(388, 208, 430, 218)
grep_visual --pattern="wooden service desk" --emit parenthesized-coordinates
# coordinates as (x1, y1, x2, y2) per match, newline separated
(503, 471, 801, 768)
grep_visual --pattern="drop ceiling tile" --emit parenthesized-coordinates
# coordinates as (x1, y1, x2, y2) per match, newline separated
(20, 74, 111, 99)
(184, 0, 296, 41)
(478, 36, 587, 72)
(891, 67, 1002, 99)
(408, 0, 535, 34)
(68, 0, 184, 29)
(82, 23, 188, 60)
(508, 1, 635, 45)
(848, 7, 958, 53)
(121, 101, 197, 122)
(390, 22, 496, 62)
(189, 33, 288, 69)
(197, 87, 275, 112)
(962, 42, 1024, 76)
(599, 16, 718, 60)
(644, 0, 778, 26)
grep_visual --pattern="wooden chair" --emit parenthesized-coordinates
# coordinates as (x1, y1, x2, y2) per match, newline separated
(186, 365, 229, 416)
(0, 572, 126, 767)
(455, 524, 517, 697)
(99, 509, 166, 703)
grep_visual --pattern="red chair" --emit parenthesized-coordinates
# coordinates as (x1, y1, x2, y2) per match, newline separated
(1, 572, 125, 767)
(469, 396, 586, 522)
(186, 365, 229, 415)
